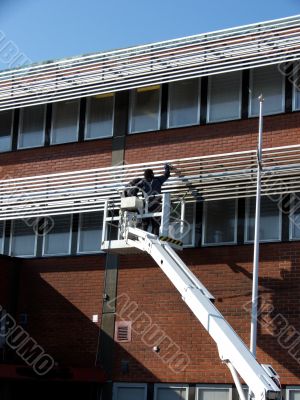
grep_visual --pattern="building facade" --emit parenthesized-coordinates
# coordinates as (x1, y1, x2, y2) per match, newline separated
(0, 15, 300, 400)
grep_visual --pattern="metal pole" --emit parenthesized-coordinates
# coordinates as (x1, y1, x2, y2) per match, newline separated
(250, 95, 264, 356)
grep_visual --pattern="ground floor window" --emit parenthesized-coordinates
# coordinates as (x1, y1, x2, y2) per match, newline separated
(196, 385, 232, 400)
(154, 384, 189, 400)
(113, 383, 147, 400)
(286, 387, 300, 400)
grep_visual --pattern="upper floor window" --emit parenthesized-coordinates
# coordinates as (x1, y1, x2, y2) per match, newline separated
(10, 220, 37, 257)
(196, 385, 232, 400)
(51, 100, 79, 144)
(292, 63, 300, 110)
(245, 196, 281, 242)
(43, 215, 72, 256)
(85, 94, 114, 139)
(202, 199, 238, 246)
(129, 85, 161, 133)
(289, 194, 300, 240)
(249, 65, 285, 117)
(18, 105, 45, 149)
(77, 211, 103, 253)
(0, 110, 13, 152)
(113, 383, 147, 400)
(154, 384, 189, 400)
(168, 79, 200, 128)
(207, 71, 241, 123)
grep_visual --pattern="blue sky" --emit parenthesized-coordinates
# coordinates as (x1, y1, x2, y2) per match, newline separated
(0, 0, 299, 71)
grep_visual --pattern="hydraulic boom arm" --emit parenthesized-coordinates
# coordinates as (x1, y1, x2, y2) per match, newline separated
(124, 226, 281, 400)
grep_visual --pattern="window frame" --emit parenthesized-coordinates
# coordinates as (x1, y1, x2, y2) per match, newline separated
(167, 78, 201, 129)
(244, 196, 282, 244)
(0, 109, 14, 153)
(77, 212, 104, 254)
(112, 382, 147, 400)
(207, 71, 242, 123)
(286, 387, 300, 400)
(84, 94, 115, 140)
(248, 66, 285, 118)
(196, 385, 233, 400)
(9, 220, 38, 258)
(289, 193, 300, 241)
(18, 105, 46, 150)
(129, 86, 162, 134)
(154, 383, 189, 400)
(202, 199, 238, 246)
(50, 100, 80, 145)
(42, 214, 73, 257)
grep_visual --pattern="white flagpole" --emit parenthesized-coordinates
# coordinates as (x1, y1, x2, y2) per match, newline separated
(250, 95, 264, 357)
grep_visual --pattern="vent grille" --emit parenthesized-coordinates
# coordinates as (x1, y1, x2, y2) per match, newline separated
(115, 321, 132, 343)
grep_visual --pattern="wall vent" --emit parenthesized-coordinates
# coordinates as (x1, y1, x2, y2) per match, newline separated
(115, 321, 132, 343)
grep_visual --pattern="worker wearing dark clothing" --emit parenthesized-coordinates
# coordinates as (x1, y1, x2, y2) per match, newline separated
(124, 164, 171, 235)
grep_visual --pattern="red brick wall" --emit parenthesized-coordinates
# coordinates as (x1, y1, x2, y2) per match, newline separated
(125, 112, 300, 163)
(17, 256, 105, 367)
(113, 243, 300, 385)
(0, 138, 112, 179)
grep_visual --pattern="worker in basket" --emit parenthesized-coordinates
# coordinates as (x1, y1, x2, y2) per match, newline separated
(124, 163, 172, 235)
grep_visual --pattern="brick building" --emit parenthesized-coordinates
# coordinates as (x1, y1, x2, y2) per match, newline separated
(0, 14, 300, 400)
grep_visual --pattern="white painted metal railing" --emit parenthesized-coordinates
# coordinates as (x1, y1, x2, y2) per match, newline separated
(0, 143, 300, 220)
(0, 15, 300, 110)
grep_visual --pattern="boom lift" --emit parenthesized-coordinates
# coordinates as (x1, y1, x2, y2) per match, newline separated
(101, 193, 282, 400)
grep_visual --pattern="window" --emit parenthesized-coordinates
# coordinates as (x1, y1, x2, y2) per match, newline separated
(289, 194, 300, 240)
(129, 85, 161, 133)
(85, 94, 114, 139)
(0, 221, 4, 254)
(154, 384, 188, 400)
(168, 79, 200, 128)
(0, 110, 12, 152)
(51, 100, 79, 144)
(169, 202, 196, 246)
(245, 196, 281, 242)
(10, 220, 37, 257)
(249, 65, 285, 117)
(113, 383, 147, 400)
(286, 387, 300, 400)
(77, 212, 103, 253)
(18, 105, 45, 149)
(293, 64, 300, 109)
(196, 385, 232, 400)
(207, 71, 241, 122)
(43, 215, 72, 256)
(203, 199, 238, 245)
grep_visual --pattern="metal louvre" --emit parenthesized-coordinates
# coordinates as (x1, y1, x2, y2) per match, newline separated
(1, 16, 300, 111)
(0, 143, 300, 220)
